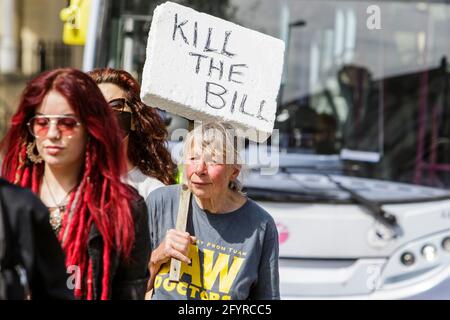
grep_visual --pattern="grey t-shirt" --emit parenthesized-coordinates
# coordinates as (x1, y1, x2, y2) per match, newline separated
(146, 184, 280, 300)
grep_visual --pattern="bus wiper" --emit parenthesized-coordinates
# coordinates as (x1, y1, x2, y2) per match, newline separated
(244, 185, 342, 201)
(325, 174, 399, 229)
(252, 164, 400, 232)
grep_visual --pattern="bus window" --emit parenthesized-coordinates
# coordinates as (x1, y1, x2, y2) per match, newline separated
(88, 0, 450, 188)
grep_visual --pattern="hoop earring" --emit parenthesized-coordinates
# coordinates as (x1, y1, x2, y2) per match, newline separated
(26, 140, 43, 164)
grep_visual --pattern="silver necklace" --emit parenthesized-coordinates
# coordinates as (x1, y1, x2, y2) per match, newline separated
(44, 176, 71, 233)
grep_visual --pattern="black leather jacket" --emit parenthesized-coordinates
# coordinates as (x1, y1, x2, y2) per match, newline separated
(87, 189, 151, 300)
(0, 178, 72, 300)
(1, 179, 150, 300)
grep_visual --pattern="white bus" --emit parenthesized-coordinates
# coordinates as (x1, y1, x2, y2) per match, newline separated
(84, 0, 450, 299)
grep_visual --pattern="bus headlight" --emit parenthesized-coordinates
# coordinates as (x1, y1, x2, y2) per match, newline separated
(421, 244, 437, 261)
(400, 252, 415, 266)
(442, 237, 450, 252)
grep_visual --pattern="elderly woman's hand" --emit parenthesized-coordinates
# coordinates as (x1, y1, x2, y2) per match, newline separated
(147, 229, 196, 292)
(159, 229, 197, 264)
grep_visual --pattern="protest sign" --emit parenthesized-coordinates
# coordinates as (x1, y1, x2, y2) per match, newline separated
(141, 1, 285, 142)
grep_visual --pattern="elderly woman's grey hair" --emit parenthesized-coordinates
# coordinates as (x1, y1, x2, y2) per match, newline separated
(182, 121, 246, 195)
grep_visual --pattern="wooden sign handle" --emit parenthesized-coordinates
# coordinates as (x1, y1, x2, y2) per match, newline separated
(169, 120, 194, 282)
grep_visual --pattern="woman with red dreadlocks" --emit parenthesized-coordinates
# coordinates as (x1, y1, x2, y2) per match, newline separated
(0, 68, 151, 300)
(88, 68, 176, 200)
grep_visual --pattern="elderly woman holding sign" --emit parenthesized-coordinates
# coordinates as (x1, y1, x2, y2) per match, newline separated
(146, 122, 279, 300)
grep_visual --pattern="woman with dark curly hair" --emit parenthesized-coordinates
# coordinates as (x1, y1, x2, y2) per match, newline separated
(88, 68, 176, 199)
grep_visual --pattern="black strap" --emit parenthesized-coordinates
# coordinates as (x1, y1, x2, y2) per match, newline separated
(0, 189, 6, 299)
(0, 192, 5, 264)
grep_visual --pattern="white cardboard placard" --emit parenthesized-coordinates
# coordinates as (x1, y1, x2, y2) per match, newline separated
(140, 1, 285, 142)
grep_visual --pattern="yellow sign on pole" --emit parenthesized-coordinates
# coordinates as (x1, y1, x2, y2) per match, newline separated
(60, 0, 91, 45)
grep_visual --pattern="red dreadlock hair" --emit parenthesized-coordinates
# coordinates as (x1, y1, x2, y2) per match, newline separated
(88, 68, 176, 185)
(0, 68, 136, 300)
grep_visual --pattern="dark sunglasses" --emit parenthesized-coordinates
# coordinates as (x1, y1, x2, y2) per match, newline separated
(27, 115, 81, 138)
(108, 98, 134, 136)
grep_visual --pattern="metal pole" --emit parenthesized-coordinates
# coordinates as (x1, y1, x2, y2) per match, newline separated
(82, 0, 102, 71)
(0, 0, 18, 74)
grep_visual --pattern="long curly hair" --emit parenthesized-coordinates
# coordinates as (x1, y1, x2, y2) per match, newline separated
(0, 68, 136, 300)
(88, 68, 176, 185)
